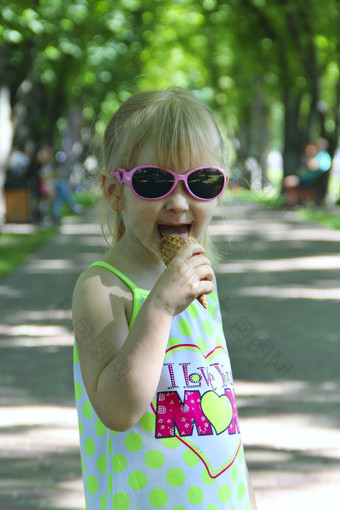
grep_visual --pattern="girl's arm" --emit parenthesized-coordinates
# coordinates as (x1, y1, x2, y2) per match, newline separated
(72, 242, 214, 431)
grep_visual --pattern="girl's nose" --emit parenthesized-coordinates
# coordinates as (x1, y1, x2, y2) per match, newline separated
(165, 182, 190, 212)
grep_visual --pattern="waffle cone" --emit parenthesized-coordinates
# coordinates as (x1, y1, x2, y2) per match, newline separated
(160, 234, 208, 309)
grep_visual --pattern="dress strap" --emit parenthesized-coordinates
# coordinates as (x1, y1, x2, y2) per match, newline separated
(89, 261, 138, 292)
(89, 261, 150, 329)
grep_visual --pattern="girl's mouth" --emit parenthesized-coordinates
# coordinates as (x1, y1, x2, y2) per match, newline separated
(157, 224, 191, 238)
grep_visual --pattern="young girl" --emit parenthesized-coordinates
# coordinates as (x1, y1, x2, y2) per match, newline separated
(72, 87, 257, 510)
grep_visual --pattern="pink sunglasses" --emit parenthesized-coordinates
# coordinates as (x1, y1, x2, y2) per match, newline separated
(111, 165, 228, 201)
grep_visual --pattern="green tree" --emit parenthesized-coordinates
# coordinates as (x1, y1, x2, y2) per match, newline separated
(1, 0, 340, 220)
(0, 0, 153, 219)
(197, 0, 340, 194)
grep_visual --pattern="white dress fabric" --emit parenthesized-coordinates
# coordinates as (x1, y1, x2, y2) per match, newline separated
(74, 261, 251, 510)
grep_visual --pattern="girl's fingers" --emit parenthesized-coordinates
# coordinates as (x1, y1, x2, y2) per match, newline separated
(187, 253, 212, 271)
(169, 243, 214, 283)
(172, 256, 214, 289)
(195, 263, 214, 282)
(177, 241, 206, 259)
(174, 243, 211, 268)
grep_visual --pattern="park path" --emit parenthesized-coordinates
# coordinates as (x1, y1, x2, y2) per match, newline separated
(213, 199, 340, 509)
(0, 198, 339, 509)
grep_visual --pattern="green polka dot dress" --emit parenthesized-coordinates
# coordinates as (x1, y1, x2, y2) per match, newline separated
(74, 262, 251, 509)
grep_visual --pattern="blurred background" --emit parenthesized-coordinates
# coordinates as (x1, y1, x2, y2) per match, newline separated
(1, 0, 340, 225)
(1, 2, 340, 509)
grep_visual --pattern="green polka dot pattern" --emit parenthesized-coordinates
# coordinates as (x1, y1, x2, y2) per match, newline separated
(112, 491, 130, 510)
(201, 467, 216, 485)
(196, 336, 207, 354)
(73, 277, 251, 509)
(187, 303, 199, 319)
(178, 318, 192, 337)
(124, 433, 143, 452)
(86, 475, 99, 495)
(82, 400, 93, 419)
(74, 382, 82, 400)
(183, 449, 200, 467)
(218, 483, 232, 503)
(166, 468, 186, 487)
(84, 437, 95, 457)
(187, 485, 204, 505)
(140, 412, 155, 432)
(128, 470, 147, 490)
(202, 319, 213, 335)
(149, 488, 168, 507)
(112, 453, 127, 473)
(96, 455, 107, 474)
(167, 336, 181, 349)
(145, 450, 164, 469)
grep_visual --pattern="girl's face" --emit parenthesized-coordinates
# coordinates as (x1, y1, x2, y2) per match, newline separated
(119, 140, 219, 261)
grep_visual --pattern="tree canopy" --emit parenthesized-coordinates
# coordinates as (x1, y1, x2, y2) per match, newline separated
(0, 0, 339, 203)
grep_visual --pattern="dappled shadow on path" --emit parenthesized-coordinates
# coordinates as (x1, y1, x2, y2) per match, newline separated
(212, 202, 340, 508)
(0, 448, 82, 510)
(0, 337, 84, 508)
(0, 216, 104, 509)
(1, 204, 339, 508)
(0, 341, 85, 509)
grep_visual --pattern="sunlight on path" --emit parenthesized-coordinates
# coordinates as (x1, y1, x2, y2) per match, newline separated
(236, 381, 340, 510)
(0, 406, 84, 509)
(1, 204, 340, 509)
(217, 254, 340, 273)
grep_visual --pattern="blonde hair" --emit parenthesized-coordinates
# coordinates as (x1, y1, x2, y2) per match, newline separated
(100, 87, 226, 265)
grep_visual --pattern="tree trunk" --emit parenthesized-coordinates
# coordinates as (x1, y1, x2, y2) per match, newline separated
(250, 84, 269, 188)
(0, 86, 13, 223)
(282, 87, 302, 179)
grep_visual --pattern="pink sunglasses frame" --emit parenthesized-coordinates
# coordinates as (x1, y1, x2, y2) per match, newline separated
(111, 165, 228, 201)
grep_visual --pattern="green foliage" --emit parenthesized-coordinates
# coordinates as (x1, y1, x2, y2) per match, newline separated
(1, 0, 150, 142)
(0, 227, 57, 280)
(299, 207, 340, 230)
(0, 0, 339, 193)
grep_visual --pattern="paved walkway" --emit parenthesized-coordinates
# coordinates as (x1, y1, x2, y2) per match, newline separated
(0, 199, 339, 509)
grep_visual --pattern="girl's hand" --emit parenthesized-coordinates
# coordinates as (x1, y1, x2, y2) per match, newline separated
(149, 241, 214, 316)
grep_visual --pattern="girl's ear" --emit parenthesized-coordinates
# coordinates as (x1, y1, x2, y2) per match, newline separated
(100, 173, 124, 212)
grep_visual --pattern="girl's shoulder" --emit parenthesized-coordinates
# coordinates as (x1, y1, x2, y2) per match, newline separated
(72, 261, 135, 328)
(74, 261, 134, 297)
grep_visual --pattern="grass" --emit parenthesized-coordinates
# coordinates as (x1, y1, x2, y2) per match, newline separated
(226, 187, 286, 209)
(0, 191, 96, 280)
(0, 226, 58, 280)
(227, 187, 340, 229)
(298, 207, 340, 230)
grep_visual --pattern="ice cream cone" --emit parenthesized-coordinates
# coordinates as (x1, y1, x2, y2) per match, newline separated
(160, 234, 208, 309)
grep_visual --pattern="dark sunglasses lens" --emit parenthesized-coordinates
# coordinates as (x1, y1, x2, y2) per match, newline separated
(188, 168, 225, 199)
(132, 168, 174, 198)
